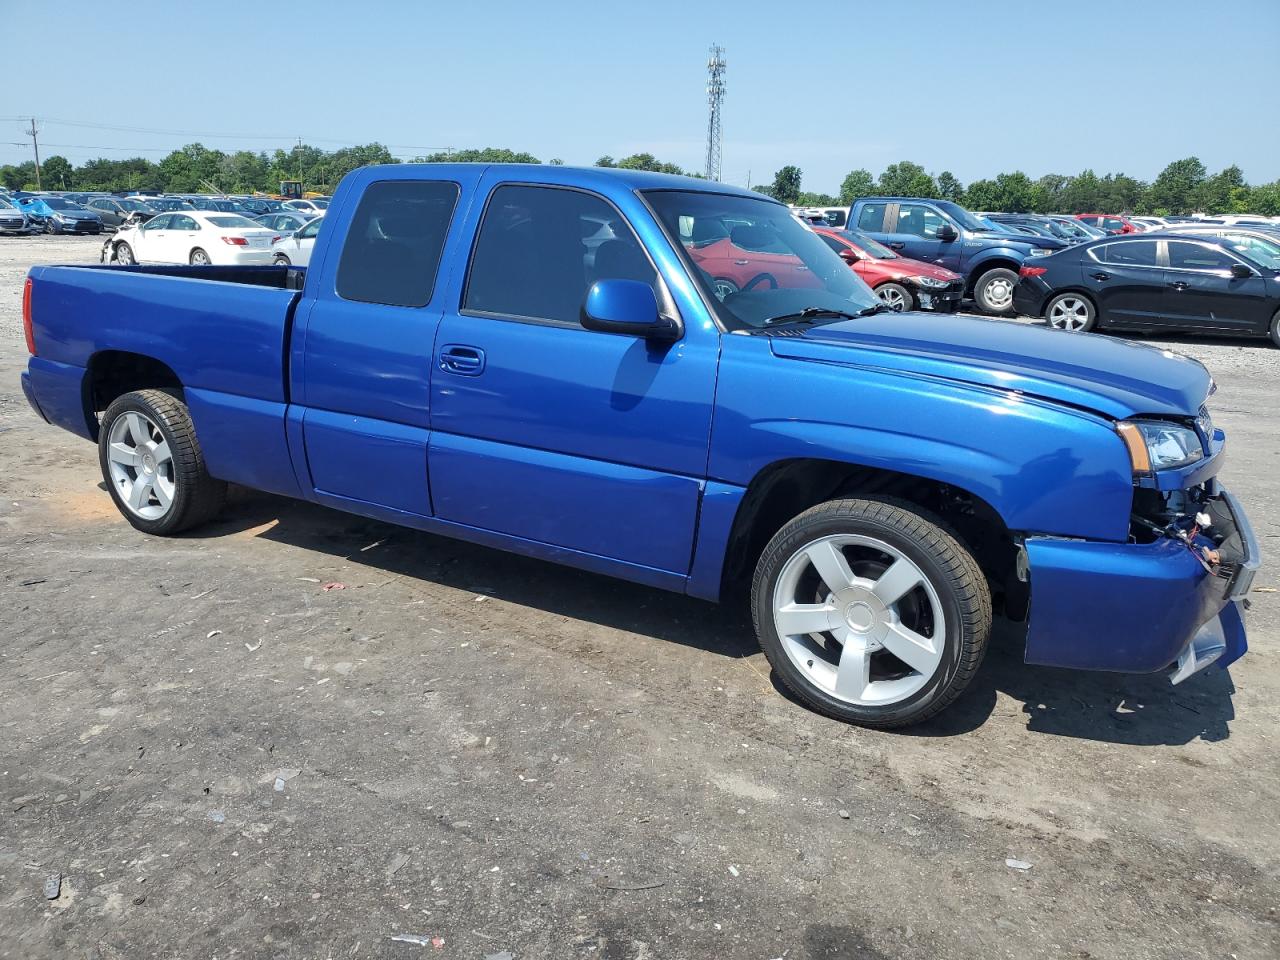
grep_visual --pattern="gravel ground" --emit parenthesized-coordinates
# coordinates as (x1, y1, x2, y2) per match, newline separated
(1, 235, 1277, 960)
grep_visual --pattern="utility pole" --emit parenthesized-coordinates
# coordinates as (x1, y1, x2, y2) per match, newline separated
(704, 45, 726, 182)
(25, 118, 42, 190)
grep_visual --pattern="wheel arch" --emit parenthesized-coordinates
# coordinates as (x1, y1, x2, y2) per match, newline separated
(717, 457, 1025, 618)
(86, 350, 184, 438)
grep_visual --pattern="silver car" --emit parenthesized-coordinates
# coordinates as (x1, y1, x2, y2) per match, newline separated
(0, 197, 29, 235)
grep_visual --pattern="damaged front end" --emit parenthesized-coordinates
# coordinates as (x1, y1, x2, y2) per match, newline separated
(1021, 408, 1259, 682)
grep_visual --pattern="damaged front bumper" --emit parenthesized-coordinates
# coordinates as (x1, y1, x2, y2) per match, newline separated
(1021, 486, 1258, 680)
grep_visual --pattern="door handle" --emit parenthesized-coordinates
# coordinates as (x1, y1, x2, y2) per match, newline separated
(733, 259, 750, 266)
(888, 242, 905, 250)
(439, 344, 485, 376)
(1169, 281, 1189, 291)
(1090, 272, 1110, 281)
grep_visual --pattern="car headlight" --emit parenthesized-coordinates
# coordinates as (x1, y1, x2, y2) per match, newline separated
(53, 213, 70, 222)
(1117, 420, 1204, 474)
(911, 276, 950, 289)
(1030, 247, 1055, 257)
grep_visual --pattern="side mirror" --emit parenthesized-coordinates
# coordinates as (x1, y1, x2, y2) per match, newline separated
(935, 223, 959, 242)
(1229, 263, 1254, 279)
(838, 248, 861, 263)
(581, 279, 681, 342)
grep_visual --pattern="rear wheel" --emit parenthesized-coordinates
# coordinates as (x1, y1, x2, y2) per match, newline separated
(973, 267, 1018, 314)
(751, 498, 991, 728)
(1045, 292, 1097, 332)
(1270, 309, 1280, 348)
(874, 282, 914, 312)
(115, 242, 135, 265)
(190, 248, 210, 265)
(99, 389, 226, 535)
(273, 254, 292, 267)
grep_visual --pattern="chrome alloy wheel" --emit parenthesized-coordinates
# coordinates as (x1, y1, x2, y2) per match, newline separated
(983, 276, 1014, 310)
(1047, 295, 1091, 330)
(106, 411, 176, 520)
(876, 285, 909, 311)
(771, 534, 945, 706)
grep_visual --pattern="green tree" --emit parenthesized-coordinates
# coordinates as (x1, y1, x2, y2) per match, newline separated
(877, 161, 937, 198)
(935, 171, 964, 203)
(770, 165, 802, 205)
(415, 147, 539, 165)
(1246, 180, 1280, 216)
(838, 168, 875, 205)
(615, 153, 684, 175)
(595, 156, 616, 167)
(1059, 169, 1104, 213)
(0, 162, 36, 190)
(548, 158, 564, 166)
(1147, 157, 1207, 214)
(1036, 173, 1069, 210)
(796, 191, 838, 206)
(42, 155, 75, 190)
(1099, 173, 1146, 213)
(1195, 165, 1246, 214)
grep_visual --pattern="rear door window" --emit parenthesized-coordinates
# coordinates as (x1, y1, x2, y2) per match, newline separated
(1098, 240, 1158, 266)
(856, 202, 887, 231)
(464, 184, 657, 326)
(335, 179, 460, 308)
(1166, 241, 1237, 272)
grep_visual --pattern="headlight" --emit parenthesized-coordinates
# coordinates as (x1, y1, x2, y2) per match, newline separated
(53, 213, 70, 222)
(1117, 420, 1204, 474)
(912, 276, 950, 289)
(1030, 247, 1055, 257)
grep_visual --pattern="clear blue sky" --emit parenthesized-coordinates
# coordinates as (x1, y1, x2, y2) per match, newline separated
(5, 0, 1278, 194)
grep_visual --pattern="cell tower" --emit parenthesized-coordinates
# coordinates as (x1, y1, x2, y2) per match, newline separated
(704, 44, 726, 182)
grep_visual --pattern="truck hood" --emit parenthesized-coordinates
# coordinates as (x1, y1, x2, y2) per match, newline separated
(970, 229, 1067, 251)
(769, 313, 1212, 420)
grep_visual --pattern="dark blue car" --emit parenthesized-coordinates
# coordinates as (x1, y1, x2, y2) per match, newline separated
(18, 195, 103, 235)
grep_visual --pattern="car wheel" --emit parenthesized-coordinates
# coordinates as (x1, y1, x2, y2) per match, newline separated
(190, 248, 211, 265)
(874, 282, 914, 312)
(273, 254, 292, 267)
(1270, 309, 1280, 348)
(711, 277, 738, 300)
(115, 242, 135, 265)
(751, 498, 991, 729)
(1045, 293, 1097, 332)
(43, 220, 57, 235)
(973, 267, 1018, 314)
(99, 389, 227, 536)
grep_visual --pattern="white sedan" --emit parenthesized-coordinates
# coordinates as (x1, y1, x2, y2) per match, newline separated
(112, 211, 279, 266)
(270, 216, 323, 267)
(282, 198, 329, 217)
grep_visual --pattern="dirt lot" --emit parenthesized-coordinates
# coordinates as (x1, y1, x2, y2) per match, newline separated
(1, 235, 1276, 960)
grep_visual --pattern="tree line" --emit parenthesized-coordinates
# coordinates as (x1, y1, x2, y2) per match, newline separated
(3, 144, 1276, 216)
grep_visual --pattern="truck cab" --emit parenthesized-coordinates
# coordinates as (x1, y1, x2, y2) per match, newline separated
(850, 197, 1066, 313)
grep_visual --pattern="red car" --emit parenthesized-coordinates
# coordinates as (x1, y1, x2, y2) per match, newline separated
(813, 227, 964, 312)
(1075, 213, 1142, 235)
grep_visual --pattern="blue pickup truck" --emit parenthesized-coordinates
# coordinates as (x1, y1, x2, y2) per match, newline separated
(20, 164, 1258, 728)
(850, 197, 1067, 314)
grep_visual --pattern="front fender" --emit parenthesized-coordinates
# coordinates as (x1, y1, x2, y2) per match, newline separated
(967, 247, 1032, 274)
(708, 335, 1134, 542)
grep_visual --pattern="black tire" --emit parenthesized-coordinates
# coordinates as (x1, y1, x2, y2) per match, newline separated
(972, 267, 1019, 315)
(43, 220, 57, 235)
(1270, 309, 1280, 348)
(99, 389, 227, 536)
(1045, 292, 1097, 333)
(273, 254, 291, 267)
(874, 281, 915, 312)
(190, 248, 210, 265)
(115, 242, 135, 265)
(751, 498, 991, 729)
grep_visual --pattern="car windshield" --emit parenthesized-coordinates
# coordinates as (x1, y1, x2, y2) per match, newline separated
(312, 199, 330, 209)
(933, 200, 987, 232)
(0, 198, 13, 209)
(43, 197, 80, 210)
(207, 215, 259, 229)
(119, 199, 155, 212)
(645, 190, 880, 331)
(834, 228, 896, 259)
(1222, 234, 1280, 269)
(150, 199, 191, 211)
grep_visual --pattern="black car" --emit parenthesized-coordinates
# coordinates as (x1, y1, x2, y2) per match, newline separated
(239, 197, 290, 216)
(1014, 233, 1280, 346)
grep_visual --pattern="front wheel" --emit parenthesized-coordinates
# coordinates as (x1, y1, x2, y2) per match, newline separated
(1270, 309, 1280, 348)
(115, 241, 135, 265)
(972, 267, 1018, 314)
(99, 389, 227, 535)
(751, 498, 991, 728)
(43, 220, 57, 235)
(1046, 292, 1097, 332)
(190, 247, 210, 265)
(273, 254, 291, 267)
(874, 282, 915, 313)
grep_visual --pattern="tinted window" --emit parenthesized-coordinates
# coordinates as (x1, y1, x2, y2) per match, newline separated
(1098, 240, 1157, 266)
(824, 209, 847, 227)
(465, 184, 656, 325)
(894, 204, 947, 238)
(336, 179, 459, 308)
(1166, 241, 1237, 271)
(857, 202, 887, 231)
(207, 215, 258, 228)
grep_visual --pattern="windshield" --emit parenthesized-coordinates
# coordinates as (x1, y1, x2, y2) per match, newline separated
(207, 215, 260, 229)
(834, 228, 896, 259)
(312, 199, 330, 209)
(933, 200, 987, 232)
(43, 197, 81, 210)
(645, 190, 879, 331)
(1221, 233, 1280, 269)
(0, 198, 13, 209)
(119, 199, 155, 212)
(149, 198, 191, 211)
